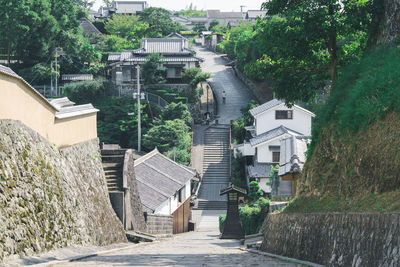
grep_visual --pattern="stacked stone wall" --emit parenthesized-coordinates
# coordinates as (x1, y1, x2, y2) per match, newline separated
(146, 214, 173, 235)
(124, 150, 147, 232)
(0, 120, 126, 262)
(260, 212, 400, 266)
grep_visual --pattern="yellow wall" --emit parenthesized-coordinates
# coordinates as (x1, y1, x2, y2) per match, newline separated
(52, 113, 98, 148)
(0, 73, 97, 147)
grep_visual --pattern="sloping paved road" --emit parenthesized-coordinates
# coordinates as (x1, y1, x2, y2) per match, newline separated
(55, 230, 301, 267)
(196, 47, 254, 124)
(192, 47, 256, 230)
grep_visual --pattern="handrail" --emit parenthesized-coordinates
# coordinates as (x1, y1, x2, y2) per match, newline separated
(230, 125, 232, 179)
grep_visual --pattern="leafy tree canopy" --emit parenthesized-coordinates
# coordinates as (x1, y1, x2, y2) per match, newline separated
(139, 7, 186, 37)
(161, 102, 193, 127)
(255, 0, 373, 103)
(182, 67, 211, 88)
(104, 14, 149, 40)
(193, 23, 207, 33)
(142, 53, 166, 84)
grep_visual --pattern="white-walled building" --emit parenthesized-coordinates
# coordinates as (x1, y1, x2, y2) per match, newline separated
(134, 149, 195, 216)
(234, 99, 315, 196)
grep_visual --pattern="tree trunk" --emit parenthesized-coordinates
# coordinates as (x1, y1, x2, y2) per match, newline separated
(327, 35, 338, 86)
(7, 39, 11, 66)
(327, 4, 338, 87)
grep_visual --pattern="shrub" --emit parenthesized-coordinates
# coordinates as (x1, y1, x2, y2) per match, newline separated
(248, 181, 263, 202)
(219, 197, 270, 235)
(309, 46, 400, 156)
(63, 80, 112, 104)
(161, 102, 193, 127)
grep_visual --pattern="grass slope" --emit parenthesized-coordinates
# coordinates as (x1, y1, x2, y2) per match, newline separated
(285, 45, 400, 213)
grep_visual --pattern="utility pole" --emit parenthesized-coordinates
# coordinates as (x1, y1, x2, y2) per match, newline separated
(240, 5, 246, 13)
(50, 61, 53, 96)
(55, 52, 58, 96)
(136, 65, 141, 152)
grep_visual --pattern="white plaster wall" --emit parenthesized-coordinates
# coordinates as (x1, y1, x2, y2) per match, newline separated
(170, 194, 179, 214)
(259, 177, 272, 193)
(185, 180, 191, 200)
(154, 198, 170, 215)
(234, 142, 255, 157)
(255, 104, 312, 136)
(256, 135, 291, 163)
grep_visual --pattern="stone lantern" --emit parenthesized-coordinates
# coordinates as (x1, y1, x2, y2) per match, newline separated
(219, 184, 247, 239)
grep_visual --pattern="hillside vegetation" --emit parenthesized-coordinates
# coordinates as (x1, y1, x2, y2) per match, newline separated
(285, 45, 400, 213)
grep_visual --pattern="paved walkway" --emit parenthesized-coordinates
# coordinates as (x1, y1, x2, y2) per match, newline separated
(54, 230, 301, 267)
(195, 47, 254, 124)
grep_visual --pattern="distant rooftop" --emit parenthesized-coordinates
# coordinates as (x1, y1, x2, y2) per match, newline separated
(207, 10, 243, 19)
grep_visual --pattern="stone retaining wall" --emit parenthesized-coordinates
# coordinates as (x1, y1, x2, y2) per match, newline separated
(232, 66, 273, 103)
(124, 150, 147, 232)
(146, 214, 173, 235)
(145, 84, 191, 92)
(0, 120, 126, 262)
(260, 212, 400, 266)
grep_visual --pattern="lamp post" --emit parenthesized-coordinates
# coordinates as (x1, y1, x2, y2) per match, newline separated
(206, 84, 209, 112)
(136, 65, 141, 152)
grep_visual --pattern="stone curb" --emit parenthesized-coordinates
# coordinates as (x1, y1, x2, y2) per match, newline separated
(30, 241, 158, 267)
(240, 247, 325, 267)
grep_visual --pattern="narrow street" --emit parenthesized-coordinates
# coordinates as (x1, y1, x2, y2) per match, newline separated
(191, 47, 257, 230)
(195, 47, 254, 124)
(54, 230, 300, 267)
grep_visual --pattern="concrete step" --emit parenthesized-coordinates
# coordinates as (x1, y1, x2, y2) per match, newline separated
(102, 155, 124, 164)
(196, 201, 227, 210)
(101, 149, 126, 156)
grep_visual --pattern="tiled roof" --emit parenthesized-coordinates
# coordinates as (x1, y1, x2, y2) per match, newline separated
(278, 136, 310, 176)
(134, 149, 195, 213)
(167, 32, 187, 39)
(249, 99, 284, 117)
(49, 97, 75, 109)
(246, 10, 267, 19)
(62, 74, 93, 81)
(135, 38, 191, 54)
(207, 10, 243, 19)
(249, 125, 302, 147)
(80, 18, 102, 35)
(113, 1, 147, 14)
(248, 162, 273, 178)
(55, 104, 99, 119)
(108, 52, 202, 63)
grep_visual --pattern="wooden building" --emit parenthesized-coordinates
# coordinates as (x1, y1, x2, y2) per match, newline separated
(134, 149, 196, 234)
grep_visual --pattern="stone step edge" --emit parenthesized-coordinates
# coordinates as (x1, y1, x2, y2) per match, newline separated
(240, 248, 324, 267)
(30, 242, 158, 267)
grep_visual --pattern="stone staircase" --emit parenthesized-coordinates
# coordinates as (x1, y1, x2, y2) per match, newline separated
(196, 126, 231, 210)
(101, 149, 126, 192)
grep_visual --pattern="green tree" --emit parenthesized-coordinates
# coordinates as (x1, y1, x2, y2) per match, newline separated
(161, 102, 193, 127)
(248, 181, 263, 202)
(232, 101, 258, 143)
(104, 14, 148, 40)
(143, 119, 191, 154)
(142, 53, 166, 84)
(193, 23, 207, 33)
(139, 7, 184, 37)
(208, 19, 219, 31)
(182, 67, 211, 88)
(0, 0, 81, 69)
(258, 0, 373, 103)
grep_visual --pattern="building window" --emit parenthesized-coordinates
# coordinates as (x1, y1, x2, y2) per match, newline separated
(275, 110, 293, 120)
(175, 67, 183, 77)
(272, 151, 280, 163)
(178, 188, 183, 203)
